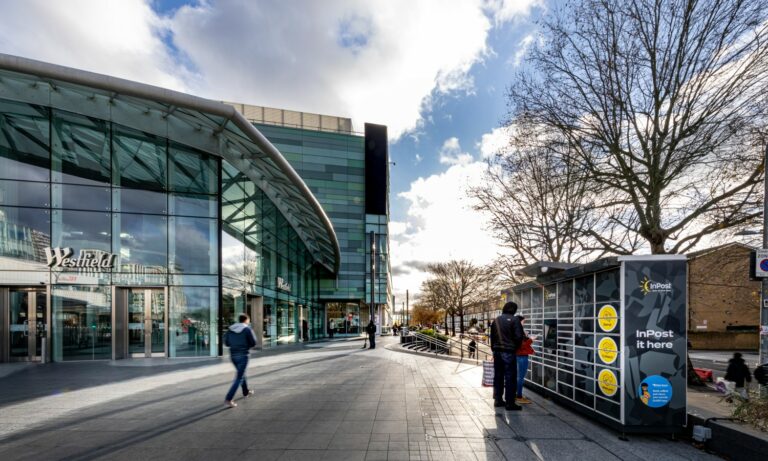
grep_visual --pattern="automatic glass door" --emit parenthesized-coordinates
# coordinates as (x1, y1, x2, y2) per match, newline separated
(127, 288, 166, 358)
(3, 287, 47, 362)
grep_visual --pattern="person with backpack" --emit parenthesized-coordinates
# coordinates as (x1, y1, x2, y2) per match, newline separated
(490, 302, 525, 411)
(725, 352, 752, 400)
(224, 313, 258, 408)
(515, 315, 535, 405)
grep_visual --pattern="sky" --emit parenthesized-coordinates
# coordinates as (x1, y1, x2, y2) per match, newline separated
(0, 0, 545, 304)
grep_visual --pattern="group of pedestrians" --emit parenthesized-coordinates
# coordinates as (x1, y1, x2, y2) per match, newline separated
(490, 301, 534, 411)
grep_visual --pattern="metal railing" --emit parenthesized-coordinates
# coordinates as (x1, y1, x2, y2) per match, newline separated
(454, 333, 492, 364)
(407, 332, 450, 355)
(402, 331, 493, 365)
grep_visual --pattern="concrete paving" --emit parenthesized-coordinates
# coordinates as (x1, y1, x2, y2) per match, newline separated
(0, 337, 720, 460)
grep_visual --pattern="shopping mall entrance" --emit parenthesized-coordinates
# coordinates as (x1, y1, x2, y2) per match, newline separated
(325, 302, 369, 337)
(0, 287, 47, 362)
(114, 287, 167, 359)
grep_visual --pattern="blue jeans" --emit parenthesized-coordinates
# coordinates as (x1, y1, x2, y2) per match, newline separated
(516, 355, 529, 398)
(225, 354, 250, 401)
(493, 351, 518, 404)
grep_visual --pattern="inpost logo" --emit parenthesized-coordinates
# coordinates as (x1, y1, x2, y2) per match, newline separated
(639, 275, 672, 295)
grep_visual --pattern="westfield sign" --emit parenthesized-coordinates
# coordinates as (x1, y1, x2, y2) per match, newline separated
(45, 247, 117, 270)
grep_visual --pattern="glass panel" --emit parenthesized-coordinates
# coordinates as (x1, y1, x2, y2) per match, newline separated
(150, 289, 165, 354)
(52, 184, 111, 211)
(168, 144, 218, 195)
(0, 180, 50, 208)
(52, 210, 111, 254)
(169, 216, 218, 274)
(52, 111, 110, 185)
(277, 298, 295, 344)
(0, 206, 51, 268)
(9, 290, 29, 358)
(222, 228, 245, 281)
(170, 193, 217, 218)
(263, 297, 276, 348)
(34, 290, 46, 357)
(115, 188, 167, 214)
(0, 99, 50, 182)
(169, 286, 218, 357)
(115, 213, 167, 272)
(51, 285, 112, 361)
(112, 126, 167, 190)
(128, 289, 145, 355)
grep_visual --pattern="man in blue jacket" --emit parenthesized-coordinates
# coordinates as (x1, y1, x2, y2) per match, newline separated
(224, 314, 258, 407)
(490, 302, 525, 411)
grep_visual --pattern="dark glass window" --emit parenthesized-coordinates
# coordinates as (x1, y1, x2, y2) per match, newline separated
(0, 100, 50, 182)
(52, 184, 111, 211)
(52, 111, 110, 185)
(0, 206, 51, 263)
(115, 188, 167, 214)
(170, 216, 218, 274)
(0, 180, 49, 208)
(112, 126, 167, 190)
(52, 210, 111, 254)
(115, 213, 168, 271)
(168, 144, 218, 195)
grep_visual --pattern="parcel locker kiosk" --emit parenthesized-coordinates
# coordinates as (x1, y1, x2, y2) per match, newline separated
(511, 255, 687, 434)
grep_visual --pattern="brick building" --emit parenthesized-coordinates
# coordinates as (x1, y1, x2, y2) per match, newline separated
(687, 243, 759, 350)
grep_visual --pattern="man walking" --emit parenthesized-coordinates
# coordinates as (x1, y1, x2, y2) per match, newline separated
(490, 302, 525, 411)
(366, 319, 377, 349)
(224, 313, 257, 408)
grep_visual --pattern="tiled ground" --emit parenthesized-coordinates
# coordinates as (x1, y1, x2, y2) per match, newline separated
(0, 337, 720, 460)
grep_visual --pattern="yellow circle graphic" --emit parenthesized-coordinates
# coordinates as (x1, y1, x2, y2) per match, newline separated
(597, 369, 618, 397)
(598, 337, 618, 364)
(597, 305, 618, 332)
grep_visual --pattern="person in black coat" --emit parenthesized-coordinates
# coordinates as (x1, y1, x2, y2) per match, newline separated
(725, 352, 752, 399)
(490, 301, 525, 411)
(365, 320, 377, 349)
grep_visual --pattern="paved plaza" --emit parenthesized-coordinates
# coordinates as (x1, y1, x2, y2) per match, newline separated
(0, 337, 718, 461)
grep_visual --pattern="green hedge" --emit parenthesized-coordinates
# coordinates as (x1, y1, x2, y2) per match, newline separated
(418, 328, 449, 343)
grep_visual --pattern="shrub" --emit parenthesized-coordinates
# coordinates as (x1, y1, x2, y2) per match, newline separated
(419, 328, 449, 343)
(731, 395, 768, 432)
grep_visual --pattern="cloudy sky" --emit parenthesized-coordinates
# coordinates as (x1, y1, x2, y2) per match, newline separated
(0, 0, 544, 302)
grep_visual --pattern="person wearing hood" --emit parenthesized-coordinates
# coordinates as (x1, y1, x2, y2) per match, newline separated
(725, 352, 752, 400)
(224, 313, 258, 407)
(490, 302, 525, 411)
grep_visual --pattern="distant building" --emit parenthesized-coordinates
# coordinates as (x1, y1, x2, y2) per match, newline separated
(687, 242, 759, 350)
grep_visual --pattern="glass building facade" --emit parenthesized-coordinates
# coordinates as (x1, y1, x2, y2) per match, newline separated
(0, 57, 351, 362)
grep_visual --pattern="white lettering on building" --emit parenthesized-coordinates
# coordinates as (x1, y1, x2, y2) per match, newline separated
(45, 247, 116, 270)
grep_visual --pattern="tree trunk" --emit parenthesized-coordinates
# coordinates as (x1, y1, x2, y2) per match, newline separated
(459, 310, 465, 334)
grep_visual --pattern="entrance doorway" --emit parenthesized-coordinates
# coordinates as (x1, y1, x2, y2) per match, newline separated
(124, 288, 166, 358)
(1, 287, 47, 362)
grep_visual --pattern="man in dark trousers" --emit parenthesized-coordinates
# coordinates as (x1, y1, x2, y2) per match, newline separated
(224, 314, 258, 408)
(490, 302, 525, 411)
(365, 319, 377, 349)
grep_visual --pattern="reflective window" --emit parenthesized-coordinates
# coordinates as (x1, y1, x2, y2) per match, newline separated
(51, 285, 112, 361)
(169, 144, 218, 195)
(169, 286, 218, 357)
(114, 188, 167, 214)
(0, 99, 50, 182)
(52, 184, 111, 211)
(115, 213, 168, 271)
(170, 216, 218, 274)
(52, 111, 110, 185)
(222, 227, 245, 281)
(0, 206, 51, 265)
(52, 209, 111, 254)
(170, 192, 218, 218)
(113, 126, 167, 190)
(0, 180, 50, 208)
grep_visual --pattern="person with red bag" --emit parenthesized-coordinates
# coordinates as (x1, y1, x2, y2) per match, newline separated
(515, 315, 535, 405)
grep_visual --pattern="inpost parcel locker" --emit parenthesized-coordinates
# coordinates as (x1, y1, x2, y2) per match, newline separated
(510, 256, 687, 433)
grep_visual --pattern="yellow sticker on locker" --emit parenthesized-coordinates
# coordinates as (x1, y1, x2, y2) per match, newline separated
(598, 337, 618, 364)
(597, 369, 618, 397)
(597, 305, 618, 332)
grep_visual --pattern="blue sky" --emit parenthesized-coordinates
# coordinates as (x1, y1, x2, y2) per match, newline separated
(0, 0, 544, 298)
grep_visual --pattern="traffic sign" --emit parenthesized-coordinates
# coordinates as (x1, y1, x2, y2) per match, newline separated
(757, 250, 768, 278)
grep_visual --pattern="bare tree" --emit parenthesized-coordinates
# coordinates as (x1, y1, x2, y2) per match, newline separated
(472, 121, 642, 276)
(425, 260, 493, 335)
(509, 0, 768, 254)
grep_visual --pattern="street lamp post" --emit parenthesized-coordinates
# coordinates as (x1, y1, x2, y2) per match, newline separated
(762, 143, 768, 394)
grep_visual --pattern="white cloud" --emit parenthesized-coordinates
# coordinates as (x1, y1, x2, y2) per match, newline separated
(438, 137, 475, 165)
(0, 0, 188, 91)
(511, 33, 535, 66)
(391, 145, 501, 300)
(0, 0, 539, 140)
(478, 126, 512, 158)
(485, 0, 543, 25)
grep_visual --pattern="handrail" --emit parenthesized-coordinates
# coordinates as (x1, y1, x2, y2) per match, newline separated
(455, 333, 492, 363)
(406, 331, 493, 364)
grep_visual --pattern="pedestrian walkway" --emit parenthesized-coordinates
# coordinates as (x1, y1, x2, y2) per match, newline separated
(0, 337, 717, 460)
